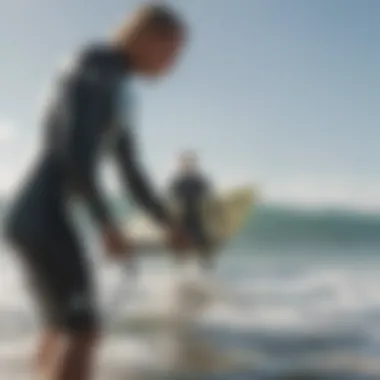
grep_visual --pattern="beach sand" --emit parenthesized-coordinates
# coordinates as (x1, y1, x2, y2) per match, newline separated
(0, 333, 257, 380)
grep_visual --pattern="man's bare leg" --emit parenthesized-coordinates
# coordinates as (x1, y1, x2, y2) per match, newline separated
(48, 330, 98, 380)
(34, 329, 62, 377)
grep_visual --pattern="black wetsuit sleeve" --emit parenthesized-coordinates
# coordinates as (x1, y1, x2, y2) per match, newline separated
(61, 64, 114, 227)
(201, 178, 212, 195)
(114, 131, 171, 226)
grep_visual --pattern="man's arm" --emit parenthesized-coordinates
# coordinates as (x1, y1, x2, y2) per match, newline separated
(60, 52, 115, 228)
(113, 131, 171, 227)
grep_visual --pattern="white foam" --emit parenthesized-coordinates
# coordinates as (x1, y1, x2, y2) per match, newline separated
(2, 242, 380, 374)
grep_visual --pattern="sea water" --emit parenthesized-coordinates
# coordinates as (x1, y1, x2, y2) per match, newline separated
(1, 204, 380, 379)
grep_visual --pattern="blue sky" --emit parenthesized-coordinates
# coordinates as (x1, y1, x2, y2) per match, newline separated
(0, 0, 378, 208)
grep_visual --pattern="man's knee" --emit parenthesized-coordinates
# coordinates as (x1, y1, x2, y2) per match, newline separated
(61, 293, 100, 335)
(64, 321, 99, 354)
(65, 311, 99, 336)
(67, 328, 99, 350)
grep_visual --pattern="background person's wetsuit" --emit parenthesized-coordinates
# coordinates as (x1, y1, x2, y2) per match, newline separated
(169, 173, 212, 252)
(4, 44, 169, 331)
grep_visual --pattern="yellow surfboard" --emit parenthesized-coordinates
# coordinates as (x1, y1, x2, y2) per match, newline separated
(126, 185, 256, 251)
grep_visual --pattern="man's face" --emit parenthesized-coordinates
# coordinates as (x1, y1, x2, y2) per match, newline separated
(139, 31, 184, 77)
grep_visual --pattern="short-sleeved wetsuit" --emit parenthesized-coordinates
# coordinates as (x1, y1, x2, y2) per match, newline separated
(4, 44, 169, 331)
(169, 173, 212, 250)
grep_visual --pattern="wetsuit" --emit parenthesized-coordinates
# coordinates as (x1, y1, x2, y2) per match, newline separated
(169, 173, 212, 251)
(4, 44, 169, 331)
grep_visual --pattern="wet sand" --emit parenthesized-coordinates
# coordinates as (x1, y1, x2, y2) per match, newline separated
(0, 334, 255, 380)
(2, 337, 380, 380)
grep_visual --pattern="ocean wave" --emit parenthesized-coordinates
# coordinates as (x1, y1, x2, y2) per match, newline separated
(234, 204, 380, 247)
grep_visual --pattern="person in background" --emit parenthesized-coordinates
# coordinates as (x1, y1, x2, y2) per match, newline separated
(4, 4, 188, 380)
(169, 151, 219, 270)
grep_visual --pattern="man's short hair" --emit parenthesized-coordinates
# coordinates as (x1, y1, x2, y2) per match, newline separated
(114, 3, 187, 45)
(137, 3, 186, 36)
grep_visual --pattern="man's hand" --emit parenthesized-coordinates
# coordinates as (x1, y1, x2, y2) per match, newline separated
(102, 225, 132, 260)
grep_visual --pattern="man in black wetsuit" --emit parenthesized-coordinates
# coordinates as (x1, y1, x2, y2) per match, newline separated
(169, 151, 216, 269)
(4, 4, 187, 380)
